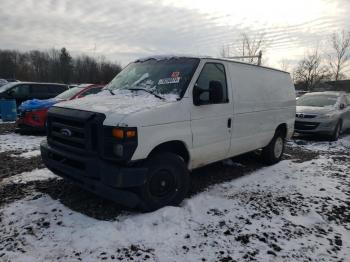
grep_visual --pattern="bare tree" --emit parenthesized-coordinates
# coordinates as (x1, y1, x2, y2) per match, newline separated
(294, 49, 331, 90)
(219, 45, 230, 58)
(328, 30, 350, 81)
(0, 48, 121, 84)
(238, 33, 265, 63)
(279, 59, 292, 72)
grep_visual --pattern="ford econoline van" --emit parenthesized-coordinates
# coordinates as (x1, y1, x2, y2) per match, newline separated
(41, 56, 296, 211)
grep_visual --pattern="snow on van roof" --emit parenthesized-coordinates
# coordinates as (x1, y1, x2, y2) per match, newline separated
(134, 55, 289, 74)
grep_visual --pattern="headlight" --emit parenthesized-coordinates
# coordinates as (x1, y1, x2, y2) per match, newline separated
(319, 113, 336, 119)
(113, 144, 124, 157)
(103, 126, 138, 161)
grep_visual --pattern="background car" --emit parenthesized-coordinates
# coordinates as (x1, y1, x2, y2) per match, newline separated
(295, 91, 350, 140)
(0, 79, 8, 87)
(0, 82, 69, 107)
(16, 84, 104, 132)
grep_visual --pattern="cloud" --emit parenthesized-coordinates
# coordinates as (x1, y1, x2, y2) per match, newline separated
(0, 0, 349, 67)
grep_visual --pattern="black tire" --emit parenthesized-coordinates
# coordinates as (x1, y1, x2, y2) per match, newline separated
(138, 152, 190, 212)
(329, 121, 342, 141)
(261, 130, 285, 165)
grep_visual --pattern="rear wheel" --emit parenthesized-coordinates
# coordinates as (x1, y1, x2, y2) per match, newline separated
(261, 131, 285, 165)
(329, 121, 342, 141)
(138, 152, 189, 212)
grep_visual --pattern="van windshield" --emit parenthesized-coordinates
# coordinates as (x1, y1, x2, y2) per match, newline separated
(105, 57, 200, 100)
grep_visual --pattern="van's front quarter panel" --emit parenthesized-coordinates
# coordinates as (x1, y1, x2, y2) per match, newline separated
(131, 121, 193, 164)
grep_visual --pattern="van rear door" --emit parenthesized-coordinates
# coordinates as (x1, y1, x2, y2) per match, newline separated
(190, 62, 233, 167)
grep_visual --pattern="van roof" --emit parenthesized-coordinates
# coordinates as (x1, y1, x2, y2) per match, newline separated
(135, 55, 289, 75)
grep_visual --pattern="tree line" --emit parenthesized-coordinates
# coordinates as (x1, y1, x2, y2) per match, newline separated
(0, 48, 122, 84)
(220, 30, 350, 91)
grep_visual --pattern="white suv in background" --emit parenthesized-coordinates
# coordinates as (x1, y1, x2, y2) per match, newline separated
(295, 91, 350, 140)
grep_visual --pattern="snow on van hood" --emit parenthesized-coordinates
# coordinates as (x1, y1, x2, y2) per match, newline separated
(54, 90, 174, 116)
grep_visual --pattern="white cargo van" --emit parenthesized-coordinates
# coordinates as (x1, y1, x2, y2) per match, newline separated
(41, 56, 296, 211)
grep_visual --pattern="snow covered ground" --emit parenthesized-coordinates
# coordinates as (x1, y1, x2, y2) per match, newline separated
(0, 132, 349, 261)
(0, 133, 44, 153)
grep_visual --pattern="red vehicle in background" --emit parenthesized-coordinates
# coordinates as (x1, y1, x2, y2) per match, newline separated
(16, 84, 104, 133)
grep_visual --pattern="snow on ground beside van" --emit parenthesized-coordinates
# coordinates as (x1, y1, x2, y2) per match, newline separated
(1, 135, 349, 262)
(290, 134, 350, 153)
(0, 133, 44, 153)
(10, 149, 41, 158)
(1, 168, 57, 184)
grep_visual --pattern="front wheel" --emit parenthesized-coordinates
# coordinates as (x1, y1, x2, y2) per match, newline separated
(261, 131, 285, 165)
(138, 152, 190, 212)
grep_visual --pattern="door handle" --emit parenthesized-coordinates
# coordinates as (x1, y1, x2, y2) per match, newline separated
(227, 118, 232, 128)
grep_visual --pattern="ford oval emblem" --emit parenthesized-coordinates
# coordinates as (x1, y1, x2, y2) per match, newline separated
(60, 128, 72, 137)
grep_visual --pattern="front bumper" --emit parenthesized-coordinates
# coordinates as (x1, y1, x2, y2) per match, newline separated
(294, 118, 337, 135)
(40, 140, 147, 208)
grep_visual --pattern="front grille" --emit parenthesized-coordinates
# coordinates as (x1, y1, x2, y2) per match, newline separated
(47, 107, 105, 154)
(295, 121, 320, 130)
(295, 113, 317, 119)
(50, 117, 86, 149)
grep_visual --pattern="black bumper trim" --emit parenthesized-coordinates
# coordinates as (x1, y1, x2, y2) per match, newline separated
(40, 140, 147, 208)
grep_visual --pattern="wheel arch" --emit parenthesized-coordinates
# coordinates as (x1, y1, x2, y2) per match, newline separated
(147, 140, 190, 164)
(276, 123, 288, 138)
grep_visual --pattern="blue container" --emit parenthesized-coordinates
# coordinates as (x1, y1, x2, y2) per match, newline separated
(1, 99, 17, 121)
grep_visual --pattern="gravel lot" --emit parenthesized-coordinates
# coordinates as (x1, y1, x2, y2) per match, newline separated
(0, 123, 349, 261)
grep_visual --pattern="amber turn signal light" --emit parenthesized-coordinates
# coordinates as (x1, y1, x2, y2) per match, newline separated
(112, 128, 124, 139)
(126, 130, 136, 138)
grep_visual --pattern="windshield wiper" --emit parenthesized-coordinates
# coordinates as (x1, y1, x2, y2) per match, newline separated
(108, 88, 115, 95)
(126, 88, 165, 100)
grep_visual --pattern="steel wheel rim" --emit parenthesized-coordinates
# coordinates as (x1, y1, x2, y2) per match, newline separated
(274, 137, 284, 158)
(149, 169, 176, 198)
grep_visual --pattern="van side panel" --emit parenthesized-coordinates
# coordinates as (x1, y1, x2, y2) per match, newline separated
(228, 63, 295, 157)
(129, 100, 193, 164)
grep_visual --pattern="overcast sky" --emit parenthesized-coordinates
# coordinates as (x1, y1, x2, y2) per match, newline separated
(1, 0, 349, 69)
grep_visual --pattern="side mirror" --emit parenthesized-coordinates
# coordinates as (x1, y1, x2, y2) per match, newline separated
(193, 84, 203, 106)
(339, 103, 345, 110)
(209, 81, 223, 104)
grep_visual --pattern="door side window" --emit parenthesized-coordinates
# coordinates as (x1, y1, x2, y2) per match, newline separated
(12, 85, 30, 96)
(49, 85, 67, 95)
(194, 63, 228, 105)
(31, 84, 49, 95)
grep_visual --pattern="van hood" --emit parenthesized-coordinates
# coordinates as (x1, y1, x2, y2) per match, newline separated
(296, 106, 336, 115)
(54, 91, 173, 123)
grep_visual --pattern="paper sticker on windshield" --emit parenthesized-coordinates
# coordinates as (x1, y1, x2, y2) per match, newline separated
(158, 77, 181, 85)
(171, 71, 180, 78)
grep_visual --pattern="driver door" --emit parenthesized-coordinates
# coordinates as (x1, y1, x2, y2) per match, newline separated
(190, 62, 233, 168)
